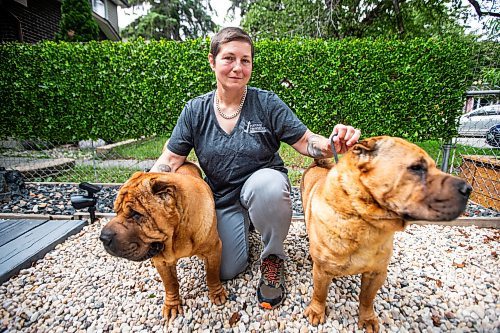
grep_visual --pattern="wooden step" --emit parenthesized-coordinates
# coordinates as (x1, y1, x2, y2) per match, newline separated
(0, 218, 86, 284)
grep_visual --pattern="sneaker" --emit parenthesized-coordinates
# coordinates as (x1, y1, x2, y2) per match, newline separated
(257, 254, 286, 309)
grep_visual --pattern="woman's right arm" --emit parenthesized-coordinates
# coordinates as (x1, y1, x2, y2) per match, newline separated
(150, 148, 187, 173)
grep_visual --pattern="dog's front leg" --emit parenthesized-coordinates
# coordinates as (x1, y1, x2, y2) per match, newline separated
(199, 239, 227, 305)
(304, 263, 332, 325)
(358, 270, 387, 333)
(152, 258, 182, 322)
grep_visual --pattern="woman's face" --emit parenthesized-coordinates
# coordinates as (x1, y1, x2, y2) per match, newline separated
(209, 40, 252, 91)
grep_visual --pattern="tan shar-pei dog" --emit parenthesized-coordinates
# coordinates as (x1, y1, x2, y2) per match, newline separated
(301, 136, 471, 332)
(99, 162, 227, 321)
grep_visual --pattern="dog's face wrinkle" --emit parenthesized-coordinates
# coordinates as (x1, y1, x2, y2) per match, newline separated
(122, 242, 139, 256)
(123, 195, 173, 243)
(364, 163, 435, 220)
(343, 176, 403, 225)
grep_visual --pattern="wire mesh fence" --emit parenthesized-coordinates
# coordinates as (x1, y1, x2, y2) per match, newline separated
(450, 94, 500, 211)
(1, 115, 498, 212)
(0, 137, 163, 184)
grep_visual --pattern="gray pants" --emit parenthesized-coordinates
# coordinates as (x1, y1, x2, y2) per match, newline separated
(216, 168, 292, 280)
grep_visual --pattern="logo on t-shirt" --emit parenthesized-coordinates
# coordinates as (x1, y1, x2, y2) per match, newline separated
(243, 121, 268, 134)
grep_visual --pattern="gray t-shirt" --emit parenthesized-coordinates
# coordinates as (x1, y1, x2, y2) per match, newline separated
(168, 86, 308, 208)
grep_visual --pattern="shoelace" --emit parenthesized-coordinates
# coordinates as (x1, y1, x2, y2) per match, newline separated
(262, 258, 281, 285)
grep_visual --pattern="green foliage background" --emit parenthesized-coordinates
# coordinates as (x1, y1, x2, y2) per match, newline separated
(56, 0, 99, 42)
(0, 37, 482, 143)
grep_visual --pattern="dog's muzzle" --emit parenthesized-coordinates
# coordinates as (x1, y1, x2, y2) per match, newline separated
(99, 228, 115, 248)
(99, 228, 165, 261)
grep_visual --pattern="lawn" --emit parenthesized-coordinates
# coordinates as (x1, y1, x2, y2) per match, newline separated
(46, 136, 494, 185)
(50, 165, 141, 183)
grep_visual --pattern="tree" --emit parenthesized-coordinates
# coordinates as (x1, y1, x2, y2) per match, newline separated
(56, 0, 99, 42)
(227, 0, 257, 16)
(466, 0, 499, 18)
(230, 0, 469, 39)
(122, 0, 217, 40)
(463, 0, 499, 40)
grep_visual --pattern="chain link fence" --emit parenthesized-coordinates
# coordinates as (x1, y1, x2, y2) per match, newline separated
(0, 136, 163, 184)
(449, 90, 500, 211)
(1, 104, 499, 212)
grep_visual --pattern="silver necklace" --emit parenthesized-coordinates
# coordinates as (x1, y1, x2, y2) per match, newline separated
(215, 86, 247, 120)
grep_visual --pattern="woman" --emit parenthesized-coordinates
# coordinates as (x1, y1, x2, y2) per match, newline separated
(151, 27, 361, 310)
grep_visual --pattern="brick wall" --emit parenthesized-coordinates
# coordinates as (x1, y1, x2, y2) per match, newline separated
(1, 0, 61, 43)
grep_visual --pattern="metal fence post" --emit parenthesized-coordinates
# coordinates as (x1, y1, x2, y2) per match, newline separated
(441, 140, 453, 173)
(92, 141, 98, 182)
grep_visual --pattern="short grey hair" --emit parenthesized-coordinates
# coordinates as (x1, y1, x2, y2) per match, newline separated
(210, 27, 254, 59)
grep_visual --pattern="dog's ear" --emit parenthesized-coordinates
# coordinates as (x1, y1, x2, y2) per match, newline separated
(352, 137, 378, 156)
(150, 178, 176, 201)
(352, 137, 381, 173)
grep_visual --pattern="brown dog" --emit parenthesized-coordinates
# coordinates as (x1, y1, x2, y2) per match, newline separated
(301, 136, 471, 332)
(99, 162, 227, 321)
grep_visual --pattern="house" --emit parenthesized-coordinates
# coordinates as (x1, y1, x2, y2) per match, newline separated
(0, 0, 130, 43)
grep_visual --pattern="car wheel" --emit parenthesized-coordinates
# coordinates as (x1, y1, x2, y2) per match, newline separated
(485, 124, 500, 148)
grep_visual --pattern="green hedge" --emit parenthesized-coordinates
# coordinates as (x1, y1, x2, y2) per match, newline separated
(0, 37, 479, 142)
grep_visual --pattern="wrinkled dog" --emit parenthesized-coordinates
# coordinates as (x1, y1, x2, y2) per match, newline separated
(301, 136, 471, 331)
(100, 162, 227, 321)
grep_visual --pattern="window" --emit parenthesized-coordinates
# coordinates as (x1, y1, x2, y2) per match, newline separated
(93, 0, 107, 19)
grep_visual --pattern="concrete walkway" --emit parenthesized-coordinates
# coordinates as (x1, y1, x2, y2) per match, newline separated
(77, 159, 156, 170)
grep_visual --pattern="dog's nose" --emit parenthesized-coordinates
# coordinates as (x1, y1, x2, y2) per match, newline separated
(457, 181, 472, 198)
(99, 228, 116, 247)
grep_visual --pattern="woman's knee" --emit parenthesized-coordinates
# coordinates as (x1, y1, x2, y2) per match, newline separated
(241, 169, 290, 204)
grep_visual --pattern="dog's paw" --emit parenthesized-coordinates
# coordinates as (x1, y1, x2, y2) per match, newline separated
(358, 316, 380, 333)
(162, 301, 183, 322)
(209, 286, 228, 305)
(304, 304, 326, 326)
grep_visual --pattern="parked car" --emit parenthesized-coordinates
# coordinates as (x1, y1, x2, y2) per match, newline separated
(458, 104, 500, 138)
(486, 124, 500, 148)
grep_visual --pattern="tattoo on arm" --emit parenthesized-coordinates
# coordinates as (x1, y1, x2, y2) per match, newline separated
(307, 134, 326, 158)
(157, 164, 172, 172)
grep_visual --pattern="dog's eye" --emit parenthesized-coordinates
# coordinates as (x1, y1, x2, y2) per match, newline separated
(409, 164, 426, 174)
(130, 211, 142, 222)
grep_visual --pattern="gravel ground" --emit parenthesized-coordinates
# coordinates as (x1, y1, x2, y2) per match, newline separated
(1, 218, 499, 333)
(2, 183, 500, 218)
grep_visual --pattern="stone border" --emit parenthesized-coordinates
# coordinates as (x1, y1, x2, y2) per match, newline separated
(292, 216, 500, 228)
(1, 213, 498, 228)
(95, 138, 142, 155)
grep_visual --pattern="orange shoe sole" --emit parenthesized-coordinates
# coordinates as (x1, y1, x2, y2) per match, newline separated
(259, 302, 274, 310)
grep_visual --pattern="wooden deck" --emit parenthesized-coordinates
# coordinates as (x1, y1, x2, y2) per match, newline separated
(0, 218, 86, 284)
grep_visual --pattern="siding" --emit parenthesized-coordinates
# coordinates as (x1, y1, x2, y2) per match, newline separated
(107, 1, 119, 31)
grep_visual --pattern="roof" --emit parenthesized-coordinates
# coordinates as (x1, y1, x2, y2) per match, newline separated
(92, 12, 121, 41)
(109, 0, 130, 8)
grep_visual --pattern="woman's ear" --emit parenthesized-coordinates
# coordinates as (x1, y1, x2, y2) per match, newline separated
(208, 53, 216, 71)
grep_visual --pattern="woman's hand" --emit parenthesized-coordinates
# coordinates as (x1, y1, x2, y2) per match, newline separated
(330, 124, 361, 154)
(292, 126, 361, 159)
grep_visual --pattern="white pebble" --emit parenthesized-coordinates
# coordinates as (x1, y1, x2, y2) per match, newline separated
(0, 221, 496, 333)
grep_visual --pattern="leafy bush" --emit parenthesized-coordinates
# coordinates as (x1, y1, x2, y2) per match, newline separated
(0, 37, 482, 143)
(56, 0, 99, 42)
